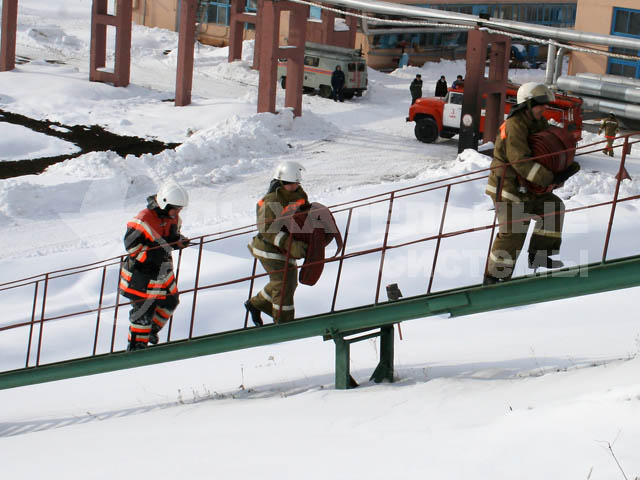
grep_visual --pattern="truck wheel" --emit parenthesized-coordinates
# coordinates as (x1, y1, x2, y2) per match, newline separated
(319, 85, 332, 98)
(343, 91, 354, 100)
(415, 118, 438, 143)
(281, 77, 286, 89)
(439, 132, 455, 139)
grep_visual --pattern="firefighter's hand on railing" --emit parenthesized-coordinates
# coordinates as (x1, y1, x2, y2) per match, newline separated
(176, 236, 193, 249)
(553, 162, 581, 186)
(289, 240, 308, 259)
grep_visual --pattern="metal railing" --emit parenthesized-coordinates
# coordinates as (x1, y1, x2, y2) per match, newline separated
(1, 132, 639, 372)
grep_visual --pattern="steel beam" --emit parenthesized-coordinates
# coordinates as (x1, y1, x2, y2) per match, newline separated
(2, 255, 640, 390)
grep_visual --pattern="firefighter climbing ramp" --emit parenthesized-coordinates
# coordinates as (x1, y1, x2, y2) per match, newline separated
(1, 133, 639, 390)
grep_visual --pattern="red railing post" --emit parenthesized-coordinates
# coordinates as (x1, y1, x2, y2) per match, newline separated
(375, 192, 396, 304)
(111, 258, 124, 353)
(25, 281, 40, 367)
(427, 185, 451, 294)
(244, 258, 258, 328)
(602, 134, 630, 262)
(92, 266, 107, 355)
(188, 238, 205, 338)
(331, 209, 352, 312)
(35, 273, 49, 366)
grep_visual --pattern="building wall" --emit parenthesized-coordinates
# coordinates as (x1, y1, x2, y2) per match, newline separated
(133, 0, 178, 31)
(570, 0, 639, 76)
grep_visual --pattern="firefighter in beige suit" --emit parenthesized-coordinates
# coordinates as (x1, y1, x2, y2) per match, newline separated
(245, 161, 309, 325)
(484, 83, 580, 285)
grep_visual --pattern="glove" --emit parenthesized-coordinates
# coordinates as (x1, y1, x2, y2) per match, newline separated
(553, 162, 580, 185)
(289, 240, 308, 259)
(175, 236, 192, 249)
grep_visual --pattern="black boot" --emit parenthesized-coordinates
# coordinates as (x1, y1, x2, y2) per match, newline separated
(483, 275, 504, 286)
(127, 334, 147, 351)
(244, 300, 263, 327)
(148, 326, 160, 345)
(528, 252, 564, 269)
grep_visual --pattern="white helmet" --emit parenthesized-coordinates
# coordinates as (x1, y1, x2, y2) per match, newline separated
(516, 82, 555, 106)
(273, 161, 304, 183)
(156, 181, 189, 209)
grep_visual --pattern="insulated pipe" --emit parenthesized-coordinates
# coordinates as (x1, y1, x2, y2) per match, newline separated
(553, 47, 568, 84)
(557, 75, 640, 105)
(544, 43, 557, 85)
(576, 73, 640, 89)
(580, 96, 640, 121)
(317, 0, 640, 51)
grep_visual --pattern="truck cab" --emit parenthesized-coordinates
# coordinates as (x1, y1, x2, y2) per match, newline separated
(277, 41, 367, 99)
(406, 84, 582, 144)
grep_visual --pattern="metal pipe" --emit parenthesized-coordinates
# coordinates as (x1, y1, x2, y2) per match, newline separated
(544, 43, 557, 85)
(576, 73, 640, 89)
(553, 47, 567, 84)
(317, 0, 640, 51)
(579, 95, 640, 122)
(557, 76, 640, 105)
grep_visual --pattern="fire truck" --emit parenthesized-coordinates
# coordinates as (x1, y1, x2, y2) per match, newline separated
(406, 83, 583, 143)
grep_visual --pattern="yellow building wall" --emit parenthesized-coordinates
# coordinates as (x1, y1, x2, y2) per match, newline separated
(569, 0, 638, 75)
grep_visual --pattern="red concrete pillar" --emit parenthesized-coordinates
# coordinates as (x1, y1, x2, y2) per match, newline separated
(229, 0, 258, 63)
(252, 0, 264, 70)
(175, 0, 197, 106)
(257, 0, 278, 114)
(90, 0, 132, 87)
(321, 9, 335, 45)
(483, 34, 510, 144)
(1, 0, 18, 72)
(458, 28, 509, 152)
(283, 4, 308, 117)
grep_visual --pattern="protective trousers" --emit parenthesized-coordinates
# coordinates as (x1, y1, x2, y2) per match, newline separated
(605, 137, 615, 157)
(128, 294, 179, 346)
(487, 192, 564, 279)
(249, 257, 298, 323)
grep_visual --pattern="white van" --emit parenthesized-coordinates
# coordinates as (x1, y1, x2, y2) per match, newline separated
(277, 41, 367, 99)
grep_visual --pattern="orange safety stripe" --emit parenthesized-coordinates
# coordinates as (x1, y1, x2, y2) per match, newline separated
(257, 199, 264, 208)
(130, 325, 152, 333)
(148, 275, 176, 289)
(155, 308, 171, 319)
(127, 220, 156, 242)
(119, 282, 167, 300)
(499, 122, 507, 140)
(282, 199, 306, 215)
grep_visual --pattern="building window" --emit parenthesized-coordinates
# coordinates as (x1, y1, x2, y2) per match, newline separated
(309, 6, 322, 20)
(206, 0, 230, 26)
(608, 7, 640, 79)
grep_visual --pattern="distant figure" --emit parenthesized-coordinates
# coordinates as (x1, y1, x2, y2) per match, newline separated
(598, 113, 620, 157)
(120, 181, 191, 351)
(331, 65, 345, 102)
(452, 75, 464, 89)
(435, 75, 448, 97)
(410, 74, 423, 104)
(398, 52, 409, 68)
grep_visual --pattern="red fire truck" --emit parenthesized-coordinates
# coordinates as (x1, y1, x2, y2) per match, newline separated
(406, 83, 583, 144)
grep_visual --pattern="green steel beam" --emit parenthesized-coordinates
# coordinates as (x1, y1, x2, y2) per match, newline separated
(1, 254, 639, 390)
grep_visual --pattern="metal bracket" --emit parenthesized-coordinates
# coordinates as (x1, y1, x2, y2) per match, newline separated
(328, 325, 395, 390)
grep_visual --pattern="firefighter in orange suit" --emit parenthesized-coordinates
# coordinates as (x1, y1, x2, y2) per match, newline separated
(598, 113, 619, 157)
(245, 161, 309, 326)
(484, 82, 580, 285)
(119, 181, 190, 351)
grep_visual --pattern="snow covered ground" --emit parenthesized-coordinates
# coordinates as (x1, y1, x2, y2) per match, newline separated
(1, 1, 640, 479)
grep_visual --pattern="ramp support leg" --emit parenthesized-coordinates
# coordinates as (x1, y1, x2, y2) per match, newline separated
(332, 325, 395, 390)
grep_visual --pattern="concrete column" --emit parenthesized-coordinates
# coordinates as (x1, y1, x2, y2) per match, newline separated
(90, 0, 132, 87)
(176, 0, 197, 106)
(257, 0, 278, 113)
(283, 3, 308, 117)
(1, 0, 18, 72)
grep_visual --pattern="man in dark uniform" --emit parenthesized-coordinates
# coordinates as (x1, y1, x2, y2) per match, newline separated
(245, 161, 309, 325)
(484, 82, 580, 285)
(331, 65, 345, 102)
(410, 74, 423, 104)
(119, 181, 191, 350)
(435, 75, 448, 97)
